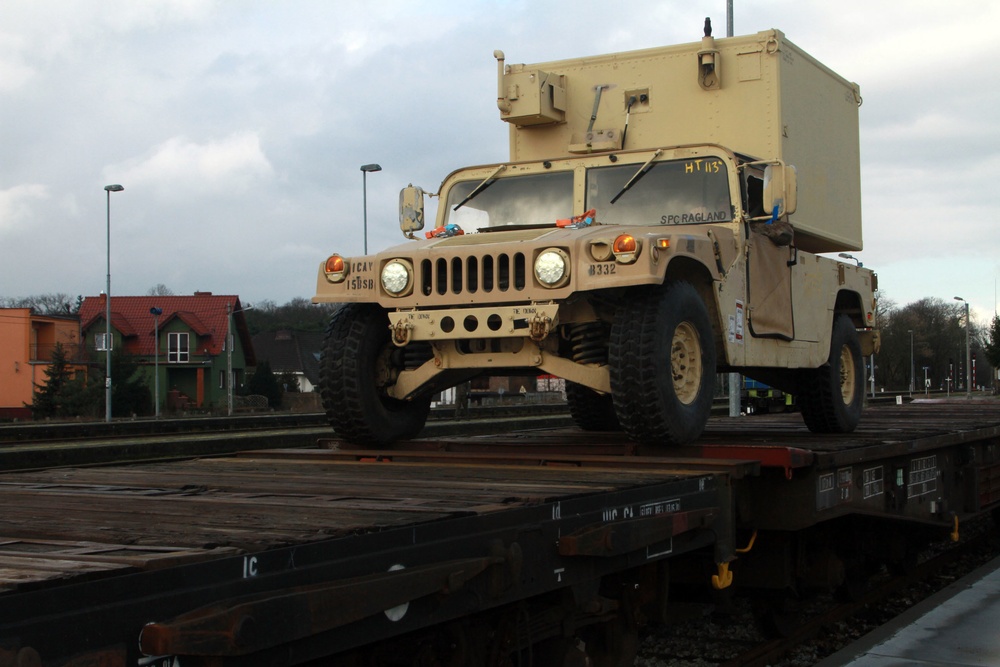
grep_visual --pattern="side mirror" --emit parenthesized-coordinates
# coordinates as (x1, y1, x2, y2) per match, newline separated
(763, 164, 797, 217)
(399, 185, 425, 237)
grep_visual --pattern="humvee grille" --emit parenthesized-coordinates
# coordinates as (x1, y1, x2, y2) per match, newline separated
(419, 253, 528, 296)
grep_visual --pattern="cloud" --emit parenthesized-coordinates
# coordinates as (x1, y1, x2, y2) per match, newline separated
(0, 32, 35, 92)
(100, 0, 214, 32)
(0, 184, 49, 232)
(105, 132, 275, 198)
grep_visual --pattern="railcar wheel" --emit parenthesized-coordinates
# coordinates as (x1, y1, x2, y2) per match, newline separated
(319, 303, 431, 446)
(799, 314, 864, 433)
(609, 282, 716, 445)
(566, 382, 621, 431)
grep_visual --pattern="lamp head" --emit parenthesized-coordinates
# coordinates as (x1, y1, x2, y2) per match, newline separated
(104, 184, 124, 192)
(360, 164, 382, 173)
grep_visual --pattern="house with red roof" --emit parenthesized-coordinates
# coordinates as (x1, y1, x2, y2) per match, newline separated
(78, 292, 255, 413)
(250, 329, 323, 393)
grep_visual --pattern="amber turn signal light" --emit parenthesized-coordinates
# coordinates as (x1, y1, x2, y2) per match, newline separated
(325, 254, 348, 282)
(613, 235, 637, 254)
(612, 234, 641, 264)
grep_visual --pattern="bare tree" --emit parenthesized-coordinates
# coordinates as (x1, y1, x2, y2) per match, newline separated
(0, 293, 77, 314)
(875, 296, 989, 392)
(147, 284, 174, 296)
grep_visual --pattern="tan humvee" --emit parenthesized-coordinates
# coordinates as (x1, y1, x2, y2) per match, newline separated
(313, 21, 878, 446)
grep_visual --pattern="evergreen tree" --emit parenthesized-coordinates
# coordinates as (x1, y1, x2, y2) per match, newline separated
(30, 344, 102, 419)
(243, 299, 338, 334)
(60, 375, 102, 419)
(248, 360, 283, 408)
(30, 343, 72, 418)
(105, 349, 153, 417)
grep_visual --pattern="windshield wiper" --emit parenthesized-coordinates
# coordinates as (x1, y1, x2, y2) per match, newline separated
(453, 164, 507, 211)
(609, 149, 662, 204)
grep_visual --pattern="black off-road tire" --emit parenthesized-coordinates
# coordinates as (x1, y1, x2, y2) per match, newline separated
(319, 303, 430, 446)
(799, 314, 864, 433)
(566, 381, 621, 431)
(609, 282, 717, 445)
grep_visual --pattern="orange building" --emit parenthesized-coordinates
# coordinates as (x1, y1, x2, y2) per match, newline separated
(0, 308, 83, 419)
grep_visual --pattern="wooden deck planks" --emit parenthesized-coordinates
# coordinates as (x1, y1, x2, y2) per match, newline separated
(0, 451, 695, 593)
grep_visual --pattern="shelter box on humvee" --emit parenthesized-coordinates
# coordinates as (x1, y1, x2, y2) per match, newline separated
(499, 28, 862, 254)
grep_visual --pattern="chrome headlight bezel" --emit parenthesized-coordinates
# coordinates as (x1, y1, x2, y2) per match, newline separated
(381, 259, 414, 296)
(534, 248, 571, 288)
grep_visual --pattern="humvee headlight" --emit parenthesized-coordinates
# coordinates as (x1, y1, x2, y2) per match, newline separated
(613, 234, 642, 264)
(534, 248, 570, 288)
(381, 259, 413, 296)
(324, 254, 348, 282)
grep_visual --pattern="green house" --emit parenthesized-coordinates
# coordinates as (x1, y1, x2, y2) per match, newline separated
(79, 292, 255, 414)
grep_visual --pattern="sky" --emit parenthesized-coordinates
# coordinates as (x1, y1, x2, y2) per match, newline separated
(2, 0, 998, 325)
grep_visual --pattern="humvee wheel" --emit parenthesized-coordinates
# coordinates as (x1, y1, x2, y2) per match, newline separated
(566, 382, 621, 431)
(319, 303, 430, 446)
(609, 282, 716, 445)
(799, 314, 863, 433)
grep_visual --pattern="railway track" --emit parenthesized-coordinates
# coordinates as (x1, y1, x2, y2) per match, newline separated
(0, 405, 574, 471)
(0, 403, 571, 443)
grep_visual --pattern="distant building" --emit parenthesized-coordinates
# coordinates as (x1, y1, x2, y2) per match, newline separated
(251, 329, 323, 392)
(78, 292, 255, 413)
(0, 308, 84, 419)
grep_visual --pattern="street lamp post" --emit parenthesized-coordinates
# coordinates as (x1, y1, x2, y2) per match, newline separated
(908, 329, 914, 395)
(361, 163, 382, 254)
(838, 252, 863, 267)
(954, 296, 971, 397)
(103, 184, 124, 422)
(150, 307, 162, 417)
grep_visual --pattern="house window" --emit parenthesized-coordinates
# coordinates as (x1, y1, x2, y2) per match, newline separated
(167, 332, 189, 363)
(95, 332, 113, 351)
(219, 370, 226, 389)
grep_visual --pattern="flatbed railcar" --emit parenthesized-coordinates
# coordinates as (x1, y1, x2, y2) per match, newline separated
(1, 402, 999, 666)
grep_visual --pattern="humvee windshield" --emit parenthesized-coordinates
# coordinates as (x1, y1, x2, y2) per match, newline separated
(588, 158, 732, 225)
(442, 157, 731, 229)
(445, 171, 574, 229)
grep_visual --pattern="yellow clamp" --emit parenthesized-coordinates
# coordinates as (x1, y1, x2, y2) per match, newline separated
(950, 515, 960, 542)
(712, 562, 733, 590)
(712, 530, 758, 590)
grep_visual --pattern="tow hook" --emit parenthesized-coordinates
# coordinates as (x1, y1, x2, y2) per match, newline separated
(390, 320, 413, 346)
(528, 313, 553, 341)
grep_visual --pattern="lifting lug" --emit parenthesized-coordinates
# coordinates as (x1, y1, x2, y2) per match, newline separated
(389, 319, 413, 346)
(528, 313, 553, 341)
